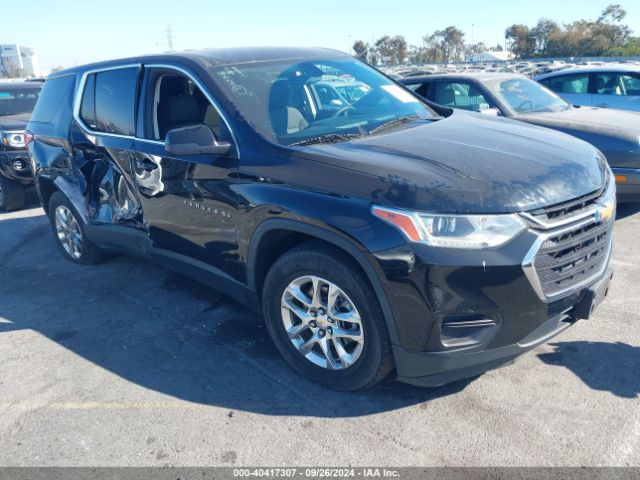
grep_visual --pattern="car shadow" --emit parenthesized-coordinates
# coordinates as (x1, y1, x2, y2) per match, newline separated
(616, 202, 640, 221)
(0, 214, 473, 418)
(538, 341, 640, 399)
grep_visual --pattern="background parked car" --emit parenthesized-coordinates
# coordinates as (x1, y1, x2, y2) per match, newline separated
(536, 65, 640, 111)
(401, 73, 640, 202)
(0, 81, 42, 210)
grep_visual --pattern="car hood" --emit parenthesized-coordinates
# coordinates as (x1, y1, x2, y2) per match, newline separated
(0, 113, 30, 131)
(298, 112, 607, 213)
(516, 107, 640, 143)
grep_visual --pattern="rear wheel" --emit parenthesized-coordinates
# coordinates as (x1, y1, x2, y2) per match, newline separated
(48, 191, 113, 265)
(0, 175, 26, 211)
(262, 243, 394, 391)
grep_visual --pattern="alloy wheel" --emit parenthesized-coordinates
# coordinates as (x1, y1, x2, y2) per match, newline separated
(54, 205, 83, 259)
(280, 275, 364, 370)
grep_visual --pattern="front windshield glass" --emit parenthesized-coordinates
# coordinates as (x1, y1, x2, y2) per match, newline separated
(210, 58, 437, 146)
(489, 77, 569, 114)
(0, 86, 42, 116)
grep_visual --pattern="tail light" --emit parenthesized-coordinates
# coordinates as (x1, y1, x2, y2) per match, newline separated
(23, 131, 35, 147)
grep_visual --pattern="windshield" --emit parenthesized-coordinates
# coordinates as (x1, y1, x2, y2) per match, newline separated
(489, 77, 570, 114)
(0, 86, 42, 116)
(210, 58, 437, 146)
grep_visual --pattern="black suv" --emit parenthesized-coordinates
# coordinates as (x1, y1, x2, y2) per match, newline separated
(27, 48, 615, 391)
(0, 81, 42, 210)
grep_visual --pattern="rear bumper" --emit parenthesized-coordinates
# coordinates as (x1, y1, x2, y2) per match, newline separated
(0, 149, 33, 184)
(613, 168, 640, 203)
(394, 269, 613, 387)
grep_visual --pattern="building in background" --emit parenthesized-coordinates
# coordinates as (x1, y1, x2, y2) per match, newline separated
(0, 45, 42, 78)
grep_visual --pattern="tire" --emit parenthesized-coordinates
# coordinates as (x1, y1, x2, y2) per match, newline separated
(262, 242, 394, 391)
(47, 191, 113, 265)
(0, 175, 26, 211)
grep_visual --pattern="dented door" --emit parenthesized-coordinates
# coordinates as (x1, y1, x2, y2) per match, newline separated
(131, 139, 242, 278)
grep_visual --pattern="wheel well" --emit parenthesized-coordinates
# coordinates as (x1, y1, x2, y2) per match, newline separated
(37, 178, 57, 215)
(250, 224, 401, 346)
(252, 229, 368, 297)
(252, 229, 312, 296)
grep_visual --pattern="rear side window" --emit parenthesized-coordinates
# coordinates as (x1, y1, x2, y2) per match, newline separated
(30, 75, 75, 123)
(92, 67, 138, 135)
(546, 74, 589, 94)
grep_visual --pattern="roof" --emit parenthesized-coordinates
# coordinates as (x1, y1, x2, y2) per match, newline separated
(49, 47, 349, 79)
(0, 81, 43, 90)
(400, 72, 525, 83)
(536, 64, 640, 79)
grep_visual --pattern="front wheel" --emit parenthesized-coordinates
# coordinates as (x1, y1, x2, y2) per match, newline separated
(262, 243, 394, 391)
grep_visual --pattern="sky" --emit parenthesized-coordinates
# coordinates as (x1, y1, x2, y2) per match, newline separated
(4, 0, 640, 73)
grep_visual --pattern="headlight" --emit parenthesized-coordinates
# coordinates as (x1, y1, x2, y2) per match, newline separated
(372, 206, 526, 249)
(0, 130, 26, 148)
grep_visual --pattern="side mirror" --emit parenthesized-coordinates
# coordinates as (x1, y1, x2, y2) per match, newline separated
(165, 124, 231, 156)
(330, 99, 344, 106)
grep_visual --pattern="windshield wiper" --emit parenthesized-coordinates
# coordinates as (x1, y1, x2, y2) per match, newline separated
(290, 133, 364, 146)
(368, 115, 422, 135)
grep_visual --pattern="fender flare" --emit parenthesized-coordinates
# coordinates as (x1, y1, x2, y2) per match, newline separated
(247, 218, 400, 345)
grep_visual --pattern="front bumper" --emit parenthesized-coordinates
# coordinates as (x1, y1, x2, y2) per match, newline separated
(0, 149, 33, 184)
(394, 269, 613, 386)
(612, 167, 640, 203)
(372, 205, 615, 386)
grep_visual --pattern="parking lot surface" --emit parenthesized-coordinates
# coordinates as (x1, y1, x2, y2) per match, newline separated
(0, 201, 639, 467)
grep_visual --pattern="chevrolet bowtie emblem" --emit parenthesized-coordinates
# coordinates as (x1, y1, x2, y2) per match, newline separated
(595, 199, 615, 223)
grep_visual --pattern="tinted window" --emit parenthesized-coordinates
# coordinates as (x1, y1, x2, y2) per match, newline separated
(30, 76, 74, 123)
(95, 68, 138, 135)
(431, 82, 493, 111)
(80, 74, 96, 129)
(546, 73, 589, 94)
(594, 72, 640, 96)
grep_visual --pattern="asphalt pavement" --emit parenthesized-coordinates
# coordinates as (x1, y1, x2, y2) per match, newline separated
(0, 199, 638, 467)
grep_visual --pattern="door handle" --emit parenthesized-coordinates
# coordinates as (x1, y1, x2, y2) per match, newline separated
(135, 157, 158, 171)
(595, 104, 609, 108)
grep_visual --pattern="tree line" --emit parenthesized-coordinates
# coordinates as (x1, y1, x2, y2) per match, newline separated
(352, 4, 640, 65)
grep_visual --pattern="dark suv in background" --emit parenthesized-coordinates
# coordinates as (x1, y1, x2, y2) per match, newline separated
(0, 81, 42, 210)
(27, 48, 615, 390)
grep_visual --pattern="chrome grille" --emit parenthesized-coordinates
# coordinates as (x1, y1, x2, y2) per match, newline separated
(524, 177, 615, 298)
(528, 186, 603, 225)
(533, 219, 611, 296)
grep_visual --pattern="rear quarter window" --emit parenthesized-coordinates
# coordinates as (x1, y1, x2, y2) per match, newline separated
(405, 82, 430, 98)
(80, 74, 96, 129)
(30, 75, 76, 123)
